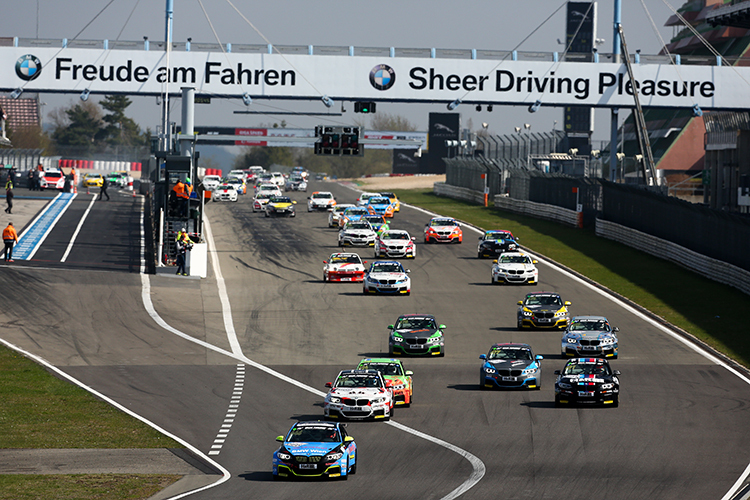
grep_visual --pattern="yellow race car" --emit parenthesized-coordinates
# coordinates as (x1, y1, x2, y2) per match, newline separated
(82, 173, 104, 188)
(380, 192, 401, 212)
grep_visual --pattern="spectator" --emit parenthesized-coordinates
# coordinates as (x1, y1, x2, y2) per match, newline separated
(2, 222, 18, 262)
(0, 104, 6, 140)
(98, 176, 110, 201)
(5, 181, 13, 214)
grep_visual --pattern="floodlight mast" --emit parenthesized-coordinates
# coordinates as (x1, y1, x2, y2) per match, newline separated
(160, 0, 174, 152)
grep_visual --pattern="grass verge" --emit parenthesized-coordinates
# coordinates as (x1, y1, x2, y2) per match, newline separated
(0, 475, 181, 500)
(393, 189, 750, 368)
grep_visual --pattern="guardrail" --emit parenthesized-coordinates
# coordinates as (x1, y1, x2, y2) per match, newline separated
(596, 218, 750, 295)
(434, 182, 486, 205)
(493, 195, 579, 227)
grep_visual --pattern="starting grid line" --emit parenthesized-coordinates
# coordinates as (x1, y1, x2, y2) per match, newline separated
(14, 192, 77, 261)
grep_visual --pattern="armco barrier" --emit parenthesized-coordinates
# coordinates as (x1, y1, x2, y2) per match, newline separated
(596, 218, 750, 296)
(493, 195, 579, 227)
(434, 182, 486, 204)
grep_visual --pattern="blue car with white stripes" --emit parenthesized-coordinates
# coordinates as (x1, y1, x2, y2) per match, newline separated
(479, 343, 543, 390)
(273, 421, 357, 480)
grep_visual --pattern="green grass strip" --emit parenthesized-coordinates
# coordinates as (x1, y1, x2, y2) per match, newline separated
(393, 189, 750, 368)
(0, 475, 181, 500)
(0, 347, 181, 449)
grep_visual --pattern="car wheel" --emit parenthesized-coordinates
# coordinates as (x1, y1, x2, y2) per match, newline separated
(405, 291, 410, 296)
(612, 354, 619, 359)
(611, 395, 619, 408)
(517, 319, 524, 330)
(349, 453, 357, 474)
(362, 288, 367, 295)
(273, 473, 283, 481)
(323, 274, 327, 282)
(341, 458, 349, 480)
(555, 396, 564, 407)
(478, 252, 483, 259)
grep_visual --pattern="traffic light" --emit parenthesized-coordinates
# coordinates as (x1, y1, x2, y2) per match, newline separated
(354, 101, 376, 113)
(314, 126, 363, 156)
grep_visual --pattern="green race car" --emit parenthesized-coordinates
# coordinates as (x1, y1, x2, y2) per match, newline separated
(357, 358, 413, 406)
(388, 314, 446, 357)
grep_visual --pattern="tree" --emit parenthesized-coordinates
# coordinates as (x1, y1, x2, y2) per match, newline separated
(51, 101, 104, 154)
(99, 95, 146, 147)
(232, 146, 295, 170)
(368, 113, 417, 132)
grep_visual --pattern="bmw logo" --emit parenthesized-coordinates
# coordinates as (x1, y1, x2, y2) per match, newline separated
(15, 54, 42, 81)
(369, 64, 395, 91)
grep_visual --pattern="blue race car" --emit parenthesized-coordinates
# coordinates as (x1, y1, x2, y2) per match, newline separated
(479, 343, 543, 389)
(366, 196, 395, 218)
(273, 421, 357, 480)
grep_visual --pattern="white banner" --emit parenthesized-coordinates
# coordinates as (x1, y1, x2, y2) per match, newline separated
(2, 47, 747, 109)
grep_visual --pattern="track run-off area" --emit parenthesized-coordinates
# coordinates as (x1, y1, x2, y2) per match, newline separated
(1, 180, 750, 500)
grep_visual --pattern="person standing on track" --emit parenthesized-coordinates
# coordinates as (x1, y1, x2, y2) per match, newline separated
(5, 181, 13, 214)
(98, 175, 110, 201)
(2, 222, 18, 262)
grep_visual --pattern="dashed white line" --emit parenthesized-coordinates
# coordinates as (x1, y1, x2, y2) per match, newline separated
(208, 363, 246, 457)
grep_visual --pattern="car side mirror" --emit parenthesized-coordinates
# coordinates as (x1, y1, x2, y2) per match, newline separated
(323, 261, 327, 264)
(517, 300, 523, 305)
(411, 237, 416, 241)
(439, 324, 446, 329)
(532, 260, 538, 264)
(614, 370, 621, 376)
(363, 261, 367, 264)
(325, 382, 332, 388)
(554, 370, 561, 375)
(406, 270, 411, 273)
(344, 436, 354, 443)
(535, 355, 543, 360)
(388, 325, 394, 329)
(479, 354, 487, 360)
(613, 327, 620, 333)
(478, 236, 482, 240)
(307, 197, 311, 200)
(276, 435, 284, 442)
(564, 301, 571, 306)
(405, 370, 413, 376)
(493, 259, 498, 263)
(292, 201, 297, 204)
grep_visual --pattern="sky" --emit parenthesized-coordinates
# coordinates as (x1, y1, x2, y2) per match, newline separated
(1, 0, 679, 158)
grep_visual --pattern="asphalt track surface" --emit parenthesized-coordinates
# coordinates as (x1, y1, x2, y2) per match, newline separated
(1, 181, 750, 499)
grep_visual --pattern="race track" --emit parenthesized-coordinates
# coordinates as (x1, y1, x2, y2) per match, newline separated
(2, 180, 749, 500)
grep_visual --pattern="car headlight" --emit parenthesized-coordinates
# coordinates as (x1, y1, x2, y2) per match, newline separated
(277, 451, 292, 461)
(484, 367, 496, 374)
(600, 383, 614, 390)
(396, 278, 408, 284)
(452, 228, 460, 234)
(522, 309, 533, 316)
(427, 335, 442, 344)
(557, 382, 572, 390)
(555, 309, 568, 318)
(390, 384, 405, 390)
(324, 451, 344, 462)
(600, 337, 615, 345)
(391, 335, 403, 343)
(328, 396, 341, 404)
(371, 397, 385, 404)
(566, 338, 577, 344)
(522, 367, 538, 376)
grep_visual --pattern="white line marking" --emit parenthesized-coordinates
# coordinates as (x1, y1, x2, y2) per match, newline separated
(61, 195, 97, 262)
(25, 193, 78, 260)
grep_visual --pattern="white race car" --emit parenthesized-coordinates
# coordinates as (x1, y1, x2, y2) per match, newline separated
(329, 204, 355, 228)
(323, 252, 366, 282)
(491, 252, 539, 285)
(338, 221, 377, 247)
(356, 192, 380, 207)
(255, 183, 282, 197)
(213, 183, 238, 202)
(269, 172, 286, 187)
(363, 260, 411, 295)
(324, 369, 393, 421)
(253, 192, 276, 212)
(201, 175, 222, 191)
(374, 230, 416, 259)
(308, 191, 337, 212)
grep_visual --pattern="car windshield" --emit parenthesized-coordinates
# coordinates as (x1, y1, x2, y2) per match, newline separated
(525, 295, 562, 306)
(563, 362, 611, 376)
(335, 374, 383, 388)
(259, 185, 276, 190)
(348, 222, 371, 230)
(383, 232, 408, 240)
(330, 255, 361, 264)
(364, 217, 384, 224)
(380, 193, 395, 198)
(372, 263, 403, 273)
(431, 219, 456, 226)
(486, 232, 512, 240)
(395, 317, 436, 330)
(569, 321, 610, 332)
(346, 208, 368, 215)
(287, 426, 340, 443)
(256, 193, 273, 199)
(359, 363, 403, 376)
(270, 197, 292, 203)
(488, 347, 532, 360)
(313, 193, 331, 199)
(499, 255, 531, 264)
(335, 206, 353, 213)
(369, 197, 390, 205)
(290, 175, 303, 181)
(46, 172, 62, 179)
